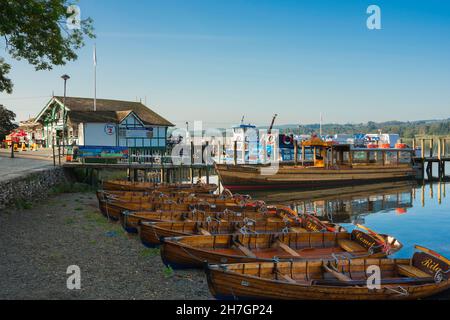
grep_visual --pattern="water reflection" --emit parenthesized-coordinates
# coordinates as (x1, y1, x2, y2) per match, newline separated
(250, 181, 416, 223)
(249, 180, 450, 258)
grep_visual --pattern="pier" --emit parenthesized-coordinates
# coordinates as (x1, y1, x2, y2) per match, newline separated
(410, 136, 450, 180)
(62, 162, 216, 186)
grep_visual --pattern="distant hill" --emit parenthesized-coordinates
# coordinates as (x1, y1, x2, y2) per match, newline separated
(264, 119, 450, 138)
(169, 118, 450, 139)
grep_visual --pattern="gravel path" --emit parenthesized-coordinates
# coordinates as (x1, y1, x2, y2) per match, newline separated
(0, 192, 210, 300)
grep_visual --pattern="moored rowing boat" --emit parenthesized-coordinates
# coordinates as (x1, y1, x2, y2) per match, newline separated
(160, 228, 402, 269)
(138, 212, 346, 247)
(103, 180, 218, 193)
(205, 245, 450, 300)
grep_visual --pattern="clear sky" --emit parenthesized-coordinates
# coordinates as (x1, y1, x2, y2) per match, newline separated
(1, 0, 449, 128)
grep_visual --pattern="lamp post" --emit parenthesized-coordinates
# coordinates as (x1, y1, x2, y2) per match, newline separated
(61, 74, 70, 156)
(10, 135, 15, 158)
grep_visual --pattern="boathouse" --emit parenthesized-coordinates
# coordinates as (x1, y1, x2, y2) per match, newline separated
(34, 96, 174, 150)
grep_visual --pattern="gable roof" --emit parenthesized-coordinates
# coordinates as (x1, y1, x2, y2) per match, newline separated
(36, 96, 174, 126)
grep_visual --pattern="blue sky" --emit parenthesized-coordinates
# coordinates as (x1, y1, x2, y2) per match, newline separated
(1, 0, 450, 128)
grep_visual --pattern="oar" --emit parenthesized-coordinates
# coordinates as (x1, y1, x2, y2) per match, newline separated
(415, 245, 450, 265)
(356, 224, 386, 245)
(305, 213, 335, 232)
(322, 263, 352, 282)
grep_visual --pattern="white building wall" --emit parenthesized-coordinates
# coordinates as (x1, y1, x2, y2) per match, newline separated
(78, 123, 84, 145)
(83, 123, 117, 146)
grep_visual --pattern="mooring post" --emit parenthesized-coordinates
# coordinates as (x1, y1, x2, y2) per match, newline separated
(133, 169, 138, 182)
(429, 138, 433, 158)
(438, 138, 442, 178)
(421, 139, 425, 159)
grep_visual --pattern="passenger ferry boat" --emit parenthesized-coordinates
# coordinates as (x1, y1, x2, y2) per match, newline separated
(215, 135, 416, 191)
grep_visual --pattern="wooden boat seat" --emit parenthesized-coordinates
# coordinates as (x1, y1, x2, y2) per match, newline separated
(267, 217, 283, 223)
(232, 241, 256, 258)
(338, 240, 366, 253)
(290, 227, 307, 233)
(397, 264, 430, 278)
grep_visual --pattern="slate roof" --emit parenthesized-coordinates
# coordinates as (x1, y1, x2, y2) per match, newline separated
(51, 96, 174, 126)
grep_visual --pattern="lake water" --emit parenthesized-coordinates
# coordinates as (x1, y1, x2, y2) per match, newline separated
(247, 179, 450, 259)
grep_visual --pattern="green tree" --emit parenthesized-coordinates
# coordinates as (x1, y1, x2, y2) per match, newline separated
(0, 0, 95, 93)
(0, 104, 18, 140)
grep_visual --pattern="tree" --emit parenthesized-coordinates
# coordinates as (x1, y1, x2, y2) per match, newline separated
(0, 0, 95, 93)
(0, 104, 18, 140)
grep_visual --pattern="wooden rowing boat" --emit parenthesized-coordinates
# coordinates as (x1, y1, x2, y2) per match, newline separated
(121, 205, 302, 234)
(138, 215, 345, 247)
(101, 198, 267, 221)
(102, 180, 218, 193)
(160, 228, 402, 269)
(205, 245, 450, 300)
(96, 188, 249, 203)
(96, 191, 257, 214)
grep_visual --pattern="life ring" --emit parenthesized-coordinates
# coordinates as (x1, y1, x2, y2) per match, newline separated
(267, 135, 275, 145)
(282, 135, 292, 146)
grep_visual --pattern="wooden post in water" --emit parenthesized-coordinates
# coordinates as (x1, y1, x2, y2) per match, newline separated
(206, 166, 210, 184)
(421, 183, 425, 207)
(443, 138, 447, 157)
(429, 138, 433, 158)
(421, 139, 425, 159)
(133, 169, 138, 182)
(438, 138, 443, 178)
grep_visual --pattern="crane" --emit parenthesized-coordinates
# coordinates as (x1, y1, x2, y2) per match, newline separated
(268, 114, 278, 134)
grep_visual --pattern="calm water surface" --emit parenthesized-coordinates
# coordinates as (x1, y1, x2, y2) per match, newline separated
(248, 180, 450, 259)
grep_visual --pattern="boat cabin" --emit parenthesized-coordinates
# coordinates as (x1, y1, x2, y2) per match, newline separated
(300, 138, 414, 168)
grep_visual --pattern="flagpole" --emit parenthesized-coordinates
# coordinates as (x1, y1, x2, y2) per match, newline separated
(93, 44, 97, 112)
(320, 112, 323, 137)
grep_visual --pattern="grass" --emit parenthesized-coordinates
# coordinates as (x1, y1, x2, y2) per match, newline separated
(14, 198, 33, 210)
(84, 211, 109, 227)
(50, 182, 95, 194)
(64, 217, 77, 225)
(163, 265, 174, 278)
(139, 248, 160, 258)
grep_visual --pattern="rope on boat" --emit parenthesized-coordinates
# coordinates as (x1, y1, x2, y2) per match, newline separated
(384, 286, 409, 296)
